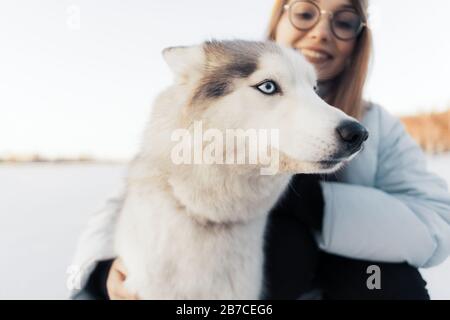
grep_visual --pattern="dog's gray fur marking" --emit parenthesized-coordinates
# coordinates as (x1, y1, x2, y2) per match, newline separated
(192, 40, 281, 104)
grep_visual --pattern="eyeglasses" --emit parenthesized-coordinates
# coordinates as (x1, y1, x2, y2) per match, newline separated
(283, 0, 367, 41)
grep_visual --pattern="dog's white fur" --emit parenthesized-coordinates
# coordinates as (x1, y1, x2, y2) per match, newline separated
(114, 40, 362, 299)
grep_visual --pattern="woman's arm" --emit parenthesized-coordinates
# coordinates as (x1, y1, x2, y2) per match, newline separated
(316, 107, 450, 268)
(69, 187, 125, 299)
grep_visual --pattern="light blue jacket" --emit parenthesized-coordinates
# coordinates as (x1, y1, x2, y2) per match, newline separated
(317, 102, 450, 268)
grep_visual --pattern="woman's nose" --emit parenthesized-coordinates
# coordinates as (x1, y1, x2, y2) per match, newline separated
(308, 17, 332, 42)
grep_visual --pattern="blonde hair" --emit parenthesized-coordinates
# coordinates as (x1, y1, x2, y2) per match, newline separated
(267, 0, 372, 120)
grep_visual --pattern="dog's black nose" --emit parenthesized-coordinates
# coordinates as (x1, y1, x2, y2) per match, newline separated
(336, 121, 369, 151)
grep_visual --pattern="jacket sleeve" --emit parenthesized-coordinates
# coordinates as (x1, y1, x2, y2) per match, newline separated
(316, 107, 450, 268)
(68, 186, 125, 299)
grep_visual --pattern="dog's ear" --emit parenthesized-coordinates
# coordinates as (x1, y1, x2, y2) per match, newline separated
(162, 45, 204, 80)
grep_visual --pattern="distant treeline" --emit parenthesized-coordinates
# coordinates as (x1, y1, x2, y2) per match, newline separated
(0, 154, 94, 163)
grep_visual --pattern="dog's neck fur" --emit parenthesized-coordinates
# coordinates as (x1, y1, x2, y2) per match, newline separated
(128, 151, 291, 228)
(167, 164, 291, 226)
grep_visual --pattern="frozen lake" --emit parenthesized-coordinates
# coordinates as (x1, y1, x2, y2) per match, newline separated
(1, 155, 449, 299)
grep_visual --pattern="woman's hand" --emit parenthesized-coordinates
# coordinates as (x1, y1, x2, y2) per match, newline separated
(106, 258, 139, 300)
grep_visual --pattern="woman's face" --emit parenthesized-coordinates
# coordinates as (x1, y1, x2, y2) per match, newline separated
(275, 0, 357, 81)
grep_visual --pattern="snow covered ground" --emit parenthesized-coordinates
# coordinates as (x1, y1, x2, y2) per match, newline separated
(0, 155, 449, 299)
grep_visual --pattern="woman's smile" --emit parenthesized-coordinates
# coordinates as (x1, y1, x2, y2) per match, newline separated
(298, 47, 334, 65)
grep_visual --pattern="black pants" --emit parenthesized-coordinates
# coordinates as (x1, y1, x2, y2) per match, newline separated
(262, 179, 430, 300)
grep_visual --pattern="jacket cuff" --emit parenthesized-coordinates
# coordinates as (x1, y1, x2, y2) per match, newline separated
(84, 259, 115, 300)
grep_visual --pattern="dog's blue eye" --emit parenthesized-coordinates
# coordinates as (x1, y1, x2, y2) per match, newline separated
(255, 80, 279, 95)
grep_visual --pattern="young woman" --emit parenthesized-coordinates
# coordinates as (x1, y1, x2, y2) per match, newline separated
(261, 0, 450, 300)
(70, 0, 450, 300)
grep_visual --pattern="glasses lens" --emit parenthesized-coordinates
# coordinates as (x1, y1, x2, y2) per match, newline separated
(289, 1, 320, 30)
(332, 10, 363, 40)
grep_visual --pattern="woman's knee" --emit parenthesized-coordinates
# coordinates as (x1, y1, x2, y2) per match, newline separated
(318, 253, 430, 300)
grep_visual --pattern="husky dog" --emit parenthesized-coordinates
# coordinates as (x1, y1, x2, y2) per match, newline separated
(114, 40, 368, 299)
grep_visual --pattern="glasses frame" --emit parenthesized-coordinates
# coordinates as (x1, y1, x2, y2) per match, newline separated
(283, 0, 367, 41)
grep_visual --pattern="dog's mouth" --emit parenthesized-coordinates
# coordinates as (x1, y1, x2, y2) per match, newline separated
(316, 159, 344, 172)
(317, 145, 364, 170)
(319, 160, 341, 167)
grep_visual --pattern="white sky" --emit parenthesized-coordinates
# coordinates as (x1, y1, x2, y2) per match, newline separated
(1, 0, 450, 159)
